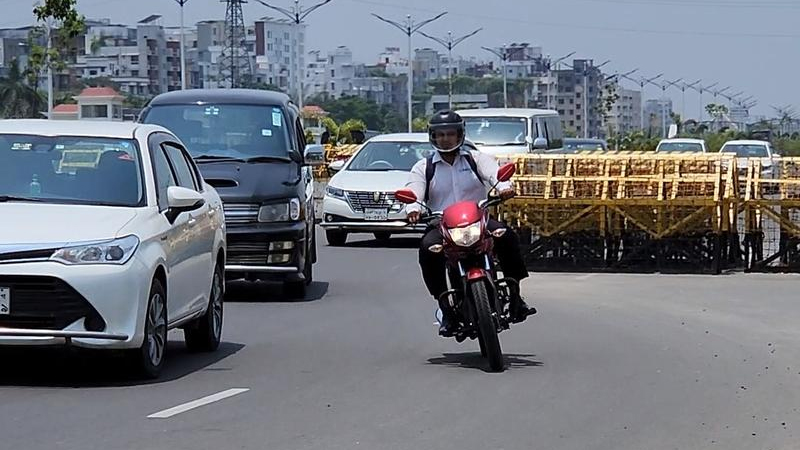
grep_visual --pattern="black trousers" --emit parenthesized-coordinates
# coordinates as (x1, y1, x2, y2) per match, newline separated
(419, 219, 529, 299)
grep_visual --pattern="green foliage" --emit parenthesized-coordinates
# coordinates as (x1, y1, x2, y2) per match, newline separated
(27, 0, 85, 91)
(0, 59, 45, 118)
(306, 94, 405, 133)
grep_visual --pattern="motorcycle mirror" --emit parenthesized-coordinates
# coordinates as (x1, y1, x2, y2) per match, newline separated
(497, 163, 516, 182)
(394, 188, 418, 204)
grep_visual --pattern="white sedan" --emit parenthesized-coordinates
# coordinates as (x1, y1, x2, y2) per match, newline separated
(321, 133, 430, 245)
(0, 120, 226, 379)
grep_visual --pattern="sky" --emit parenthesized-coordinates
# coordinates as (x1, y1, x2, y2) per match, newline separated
(3, 0, 798, 120)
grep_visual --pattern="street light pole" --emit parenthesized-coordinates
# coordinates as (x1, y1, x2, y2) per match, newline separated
(622, 73, 662, 131)
(688, 81, 717, 122)
(681, 79, 701, 120)
(481, 44, 526, 108)
(583, 59, 609, 138)
(545, 51, 575, 110)
(373, 11, 446, 132)
(418, 27, 481, 110)
(175, 0, 189, 90)
(255, 0, 333, 110)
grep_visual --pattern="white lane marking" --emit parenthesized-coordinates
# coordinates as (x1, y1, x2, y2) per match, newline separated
(574, 274, 597, 281)
(147, 388, 250, 419)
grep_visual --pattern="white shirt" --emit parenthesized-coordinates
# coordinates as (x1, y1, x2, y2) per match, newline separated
(405, 147, 511, 214)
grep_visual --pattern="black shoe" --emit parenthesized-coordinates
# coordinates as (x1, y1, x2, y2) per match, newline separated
(510, 298, 536, 323)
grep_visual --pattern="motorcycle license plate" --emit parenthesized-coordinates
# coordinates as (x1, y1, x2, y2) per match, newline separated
(364, 208, 389, 221)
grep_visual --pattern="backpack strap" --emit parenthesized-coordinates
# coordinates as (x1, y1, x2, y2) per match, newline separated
(463, 151, 483, 184)
(424, 154, 435, 203)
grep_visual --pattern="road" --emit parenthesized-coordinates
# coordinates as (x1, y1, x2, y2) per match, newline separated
(2, 230, 800, 450)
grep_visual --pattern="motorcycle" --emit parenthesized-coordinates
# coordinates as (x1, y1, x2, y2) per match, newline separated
(394, 162, 522, 372)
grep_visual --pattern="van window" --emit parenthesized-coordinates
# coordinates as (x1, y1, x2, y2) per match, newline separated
(541, 116, 564, 149)
(140, 104, 294, 160)
(463, 117, 528, 146)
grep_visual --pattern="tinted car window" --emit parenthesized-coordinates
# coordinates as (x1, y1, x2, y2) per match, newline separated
(163, 143, 198, 190)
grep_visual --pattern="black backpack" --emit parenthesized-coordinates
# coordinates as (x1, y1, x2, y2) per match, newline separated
(424, 151, 483, 203)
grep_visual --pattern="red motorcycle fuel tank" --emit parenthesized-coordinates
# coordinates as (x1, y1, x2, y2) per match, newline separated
(442, 200, 483, 228)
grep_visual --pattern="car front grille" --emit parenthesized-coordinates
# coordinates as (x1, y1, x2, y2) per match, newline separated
(227, 240, 294, 266)
(345, 191, 397, 212)
(0, 275, 102, 330)
(223, 203, 260, 224)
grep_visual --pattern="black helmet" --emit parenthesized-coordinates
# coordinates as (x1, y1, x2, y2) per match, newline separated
(428, 110, 465, 153)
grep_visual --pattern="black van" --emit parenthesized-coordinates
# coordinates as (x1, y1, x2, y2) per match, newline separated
(139, 89, 319, 298)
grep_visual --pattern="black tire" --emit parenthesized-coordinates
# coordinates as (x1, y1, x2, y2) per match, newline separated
(284, 244, 311, 299)
(129, 278, 168, 379)
(185, 264, 224, 352)
(478, 333, 488, 357)
(470, 280, 504, 372)
(326, 230, 347, 246)
(373, 231, 391, 242)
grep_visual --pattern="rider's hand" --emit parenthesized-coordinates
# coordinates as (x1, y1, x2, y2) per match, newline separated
(498, 188, 516, 200)
(407, 211, 421, 224)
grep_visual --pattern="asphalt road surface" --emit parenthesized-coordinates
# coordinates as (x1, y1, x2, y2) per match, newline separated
(2, 230, 800, 450)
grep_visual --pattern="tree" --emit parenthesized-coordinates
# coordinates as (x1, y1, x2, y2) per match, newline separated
(306, 93, 405, 133)
(412, 117, 428, 132)
(0, 59, 45, 118)
(338, 119, 367, 144)
(27, 0, 86, 113)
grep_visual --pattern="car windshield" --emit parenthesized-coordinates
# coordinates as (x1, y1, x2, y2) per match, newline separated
(657, 142, 704, 152)
(463, 117, 528, 146)
(0, 134, 143, 206)
(346, 141, 433, 171)
(566, 140, 606, 150)
(721, 144, 768, 157)
(141, 104, 294, 160)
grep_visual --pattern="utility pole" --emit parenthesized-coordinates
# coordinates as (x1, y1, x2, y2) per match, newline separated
(544, 51, 574, 110)
(175, 0, 189, 89)
(688, 81, 717, 122)
(679, 79, 701, 120)
(481, 44, 526, 108)
(372, 12, 446, 132)
(603, 68, 637, 144)
(418, 28, 481, 109)
(255, 0, 333, 109)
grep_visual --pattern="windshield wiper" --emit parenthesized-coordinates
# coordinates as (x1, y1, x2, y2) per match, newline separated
(245, 155, 291, 163)
(194, 155, 246, 163)
(0, 195, 43, 203)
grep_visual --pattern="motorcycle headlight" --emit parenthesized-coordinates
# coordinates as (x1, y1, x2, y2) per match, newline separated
(447, 222, 483, 247)
(325, 186, 345, 199)
(50, 235, 139, 265)
(258, 199, 301, 222)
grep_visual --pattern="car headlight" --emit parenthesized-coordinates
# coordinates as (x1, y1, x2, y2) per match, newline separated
(50, 235, 139, 265)
(447, 222, 483, 247)
(258, 198, 301, 222)
(325, 186, 345, 199)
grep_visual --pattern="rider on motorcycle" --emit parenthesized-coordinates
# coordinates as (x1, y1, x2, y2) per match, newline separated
(405, 110, 536, 336)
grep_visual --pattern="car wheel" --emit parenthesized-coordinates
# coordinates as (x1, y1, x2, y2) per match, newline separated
(184, 264, 224, 352)
(326, 230, 347, 246)
(129, 278, 167, 379)
(373, 231, 391, 242)
(284, 241, 312, 299)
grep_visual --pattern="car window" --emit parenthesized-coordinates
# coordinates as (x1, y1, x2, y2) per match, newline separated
(151, 143, 177, 211)
(463, 117, 527, 146)
(0, 133, 144, 206)
(346, 141, 434, 171)
(163, 143, 198, 190)
(720, 144, 769, 157)
(657, 142, 704, 152)
(542, 116, 564, 148)
(140, 104, 294, 160)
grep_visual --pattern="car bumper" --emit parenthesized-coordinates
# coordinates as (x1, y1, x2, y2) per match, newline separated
(0, 257, 152, 349)
(224, 221, 308, 281)
(321, 196, 426, 233)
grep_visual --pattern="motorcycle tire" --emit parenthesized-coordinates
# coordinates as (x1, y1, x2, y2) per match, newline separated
(470, 280, 504, 372)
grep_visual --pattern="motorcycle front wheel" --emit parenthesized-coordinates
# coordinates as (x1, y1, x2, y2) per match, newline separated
(470, 280, 504, 372)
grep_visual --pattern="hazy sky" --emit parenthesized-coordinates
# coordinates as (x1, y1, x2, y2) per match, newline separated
(3, 0, 798, 119)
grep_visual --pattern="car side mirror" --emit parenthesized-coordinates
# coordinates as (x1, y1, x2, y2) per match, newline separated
(165, 186, 204, 223)
(532, 137, 548, 150)
(328, 159, 346, 174)
(303, 144, 325, 167)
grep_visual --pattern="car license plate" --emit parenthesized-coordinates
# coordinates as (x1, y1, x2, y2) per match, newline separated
(0, 287, 9, 315)
(364, 208, 389, 221)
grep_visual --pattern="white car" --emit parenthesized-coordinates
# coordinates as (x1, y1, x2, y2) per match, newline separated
(655, 138, 708, 153)
(321, 133, 430, 245)
(720, 139, 778, 178)
(0, 120, 226, 378)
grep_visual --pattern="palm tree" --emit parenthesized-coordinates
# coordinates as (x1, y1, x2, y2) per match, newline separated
(0, 59, 45, 118)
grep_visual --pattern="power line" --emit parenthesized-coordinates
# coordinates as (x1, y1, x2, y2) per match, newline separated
(346, 0, 800, 38)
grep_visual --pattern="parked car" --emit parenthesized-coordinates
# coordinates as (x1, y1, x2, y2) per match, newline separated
(457, 108, 564, 156)
(720, 139, 779, 179)
(562, 138, 608, 153)
(139, 89, 321, 299)
(321, 133, 431, 245)
(0, 120, 226, 378)
(655, 138, 708, 153)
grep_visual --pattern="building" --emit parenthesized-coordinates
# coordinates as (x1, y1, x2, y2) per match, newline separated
(425, 94, 489, 115)
(606, 86, 642, 135)
(254, 17, 306, 97)
(644, 98, 674, 137)
(51, 87, 125, 121)
(413, 47, 443, 90)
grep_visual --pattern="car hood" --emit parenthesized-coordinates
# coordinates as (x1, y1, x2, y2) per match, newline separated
(198, 160, 300, 202)
(0, 204, 138, 246)
(329, 170, 412, 192)
(473, 144, 529, 156)
(736, 157, 773, 169)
